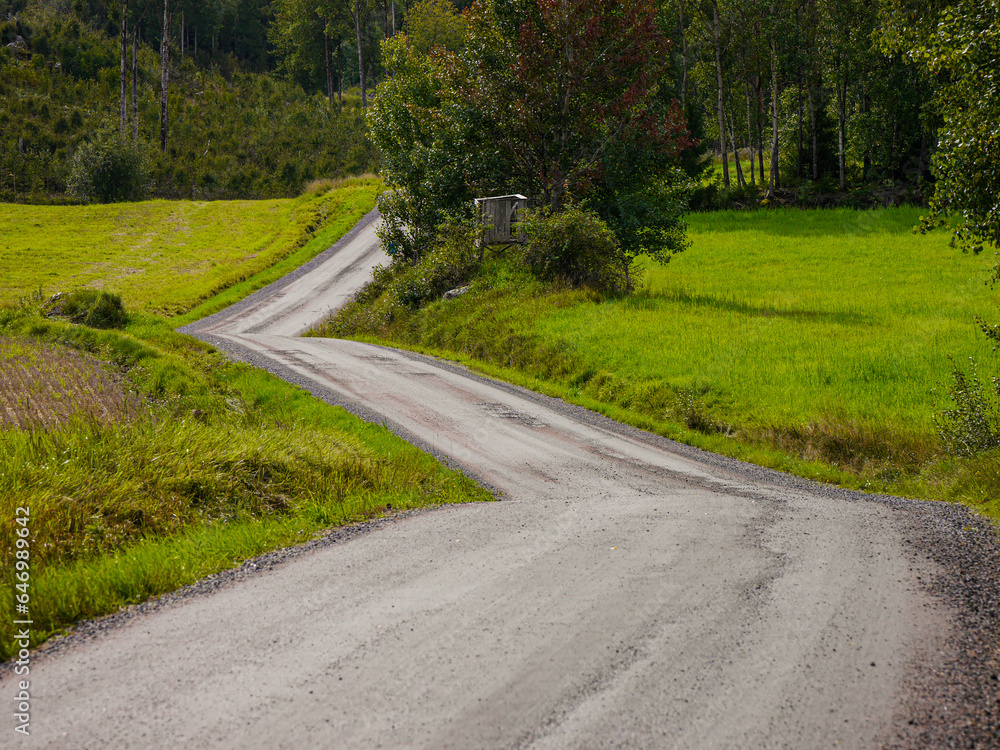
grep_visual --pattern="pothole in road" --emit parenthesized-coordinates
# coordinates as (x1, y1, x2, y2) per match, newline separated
(477, 402, 547, 427)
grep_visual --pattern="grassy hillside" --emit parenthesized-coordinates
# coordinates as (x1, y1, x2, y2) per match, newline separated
(316, 206, 1000, 515)
(0, 186, 489, 659)
(0, 176, 380, 315)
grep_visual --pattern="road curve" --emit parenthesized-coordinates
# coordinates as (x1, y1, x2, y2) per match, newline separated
(7, 211, 1000, 748)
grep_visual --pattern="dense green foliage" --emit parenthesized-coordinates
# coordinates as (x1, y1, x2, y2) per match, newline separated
(42, 289, 129, 328)
(66, 129, 150, 203)
(405, 0, 467, 55)
(879, 0, 1000, 253)
(0, 1, 376, 202)
(0, 0, 969, 208)
(521, 208, 623, 292)
(317, 206, 1000, 511)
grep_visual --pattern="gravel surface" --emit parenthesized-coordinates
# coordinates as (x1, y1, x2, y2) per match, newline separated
(6, 211, 1000, 748)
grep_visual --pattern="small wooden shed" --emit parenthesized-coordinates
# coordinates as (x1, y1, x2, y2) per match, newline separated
(474, 194, 528, 246)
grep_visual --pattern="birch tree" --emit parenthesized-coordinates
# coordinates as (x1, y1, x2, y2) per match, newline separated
(160, 0, 170, 152)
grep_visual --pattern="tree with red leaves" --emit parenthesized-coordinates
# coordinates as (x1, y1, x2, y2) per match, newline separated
(462, 0, 689, 209)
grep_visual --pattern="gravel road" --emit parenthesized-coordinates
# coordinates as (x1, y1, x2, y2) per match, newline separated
(6, 211, 1000, 748)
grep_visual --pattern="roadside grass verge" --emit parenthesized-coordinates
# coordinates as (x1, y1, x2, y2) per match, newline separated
(0, 310, 486, 660)
(314, 206, 1000, 518)
(0, 176, 381, 317)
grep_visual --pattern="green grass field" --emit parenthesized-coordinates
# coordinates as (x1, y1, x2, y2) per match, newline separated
(320, 206, 1000, 513)
(0, 182, 490, 659)
(548, 208, 995, 433)
(0, 176, 380, 316)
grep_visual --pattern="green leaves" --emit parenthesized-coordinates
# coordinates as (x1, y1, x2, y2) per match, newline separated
(66, 129, 150, 203)
(404, 0, 467, 56)
(881, 0, 1000, 252)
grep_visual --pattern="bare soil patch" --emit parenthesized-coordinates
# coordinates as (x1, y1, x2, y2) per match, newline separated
(0, 337, 139, 430)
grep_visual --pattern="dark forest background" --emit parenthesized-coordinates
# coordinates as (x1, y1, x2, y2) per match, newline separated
(0, 0, 952, 204)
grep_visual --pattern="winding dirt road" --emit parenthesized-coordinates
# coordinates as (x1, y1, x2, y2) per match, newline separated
(8, 211, 1000, 748)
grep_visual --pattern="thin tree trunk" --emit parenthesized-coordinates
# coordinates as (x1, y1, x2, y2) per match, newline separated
(837, 68, 846, 191)
(180, 10, 184, 57)
(120, 4, 129, 134)
(337, 39, 343, 103)
(808, 76, 817, 180)
(325, 35, 334, 108)
(796, 71, 803, 179)
(678, 0, 687, 110)
(891, 101, 900, 178)
(392, 0, 396, 35)
(728, 99, 746, 188)
(132, 25, 139, 142)
(862, 90, 870, 181)
(756, 74, 766, 182)
(769, 33, 780, 196)
(712, 0, 729, 188)
(806, 0, 819, 181)
(160, 0, 170, 152)
(746, 80, 755, 184)
(355, 0, 367, 108)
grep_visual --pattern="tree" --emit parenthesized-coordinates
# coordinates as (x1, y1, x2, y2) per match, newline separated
(367, 34, 480, 260)
(271, 0, 352, 106)
(118, 0, 130, 134)
(67, 129, 150, 203)
(404, 0, 466, 55)
(710, 0, 730, 188)
(370, 0, 693, 272)
(819, 0, 864, 189)
(111, 0, 153, 141)
(880, 0, 1000, 252)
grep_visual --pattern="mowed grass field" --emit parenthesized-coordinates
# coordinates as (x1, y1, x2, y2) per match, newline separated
(0, 176, 381, 317)
(545, 208, 996, 435)
(0, 181, 489, 659)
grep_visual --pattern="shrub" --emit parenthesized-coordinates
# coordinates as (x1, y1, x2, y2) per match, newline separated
(43, 290, 128, 329)
(936, 320, 1000, 456)
(66, 130, 149, 203)
(391, 218, 480, 307)
(520, 207, 622, 292)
